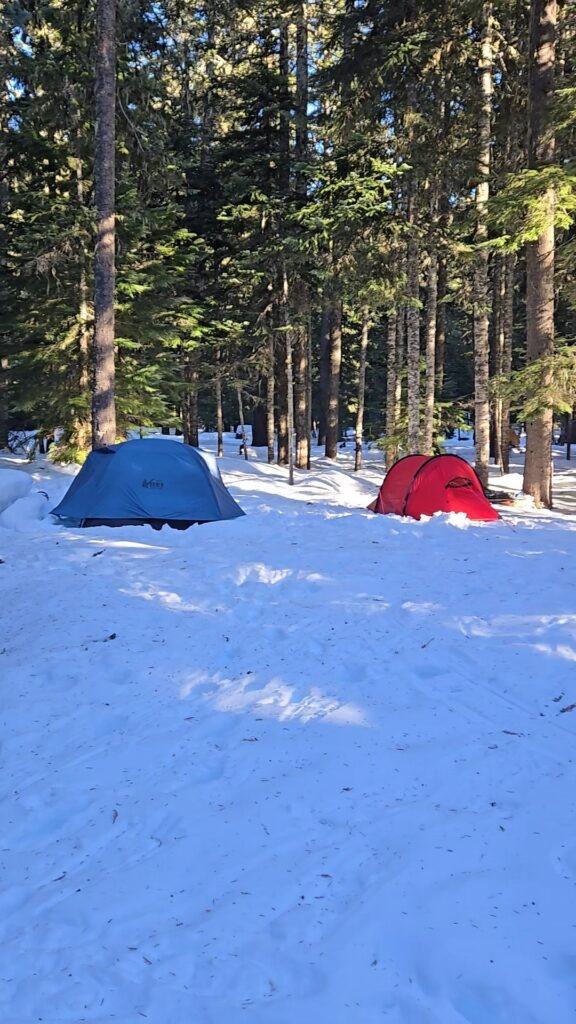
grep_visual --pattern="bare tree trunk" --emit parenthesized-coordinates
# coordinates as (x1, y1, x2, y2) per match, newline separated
(306, 313, 312, 468)
(500, 254, 516, 473)
(354, 306, 370, 471)
(385, 311, 398, 470)
(491, 255, 505, 469)
(435, 132, 452, 402)
(73, 133, 91, 451)
(423, 232, 438, 455)
(435, 258, 447, 401)
(523, 0, 557, 508)
(318, 291, 331, 447)
(472, 1, 493, 488)
(237, 387, 248, 461)
(276, 330, 289, 464)
(0, 357, 8, 449)
(294, 322, 310, 469)
(182, 364, 199, 446)
(92, 0, 117, 449)
(266, 330, 275, 463)
(276, 21, 291, 470)
(279, 266, 295, 484)
(215, 357, 224, 457)
(325, 292, 342, 460)
(293, 2, 310, 471)
(406, 189, 421, 453)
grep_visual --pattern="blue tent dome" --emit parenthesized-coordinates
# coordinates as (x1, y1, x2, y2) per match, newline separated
(52, 438, 245, 529)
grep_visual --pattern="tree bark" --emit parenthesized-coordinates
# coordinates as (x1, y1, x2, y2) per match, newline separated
(92, 0, 117, 449)
(406, 189, 421, 453)
(423, 237, 438, 455)
(318, 292, 331, 447)
(490, 255, 505, 469)
(472, 1, 493, 489)
(266, 329, 275, 463)
(276, 327, 289, 464)
(294, 322, 310, 468)
(523, 0, 557, 508)
(354, 306, 370, 471)
(215, 358, 224, 457)
(73, 126, 91, 451)
(385, 311, 398, 470)
(285, 327, 295, 486)
(237, 387, 248, 461)
(435, 256, 447, 401)
(251, 403, 268, 447)
(0, 358, 8, 449)
(500, 254, 516, 473)
(182, 363, 199, 446)
(325, 291, 342, 460)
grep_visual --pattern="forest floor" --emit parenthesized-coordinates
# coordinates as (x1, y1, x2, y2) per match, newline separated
(1, 434, 576, 1023)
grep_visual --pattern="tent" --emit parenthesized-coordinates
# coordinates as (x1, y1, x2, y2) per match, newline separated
(51, 438, 245, 528)
(368, 453, 499, 522)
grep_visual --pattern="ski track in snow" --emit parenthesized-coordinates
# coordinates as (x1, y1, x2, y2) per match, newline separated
(1, 439, 576, 1023)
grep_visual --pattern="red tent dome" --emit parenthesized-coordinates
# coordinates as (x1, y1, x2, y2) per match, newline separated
(369, 454, 499, 522)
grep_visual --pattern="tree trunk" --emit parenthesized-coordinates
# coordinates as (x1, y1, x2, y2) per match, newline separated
(215, 362, 224, 457)
(423, 237, 438, 455)
(251, 403, 267, 447)
(92, 0, 117, 449)
(293, 3, 310, 471)
(182, 363, 199, 446)
(0, 357, 8, 449)
(276, 330, 289, 464)
(354, 306, 370, 471)
(294, 2, 308, 203)
(276, 22, 291, 470)
(73, 133, 91, 451)
(318, 292, 331, 447)
(237, 387, 248, 461)
(266, 330, 275, 463)
(406, 190, 421, 453)
(279, 266, 295, 483)
(385, 311, 398, 470)
(325, 292, 342, 460)
(294, 322, 310, 469)
(490, 255, 505, 469)
(472, 1, 493, 489)
(500, 254, 516, 473)
(306, 312, 312, 469)
(523, 0, 557, 508)
(435, 142, 452, 402)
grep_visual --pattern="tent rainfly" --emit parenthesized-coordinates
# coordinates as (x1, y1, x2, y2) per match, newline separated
(368, 453, 499, 522)
(51, 438, 245, 529)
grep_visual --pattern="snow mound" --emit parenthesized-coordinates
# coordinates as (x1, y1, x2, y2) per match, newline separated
(0, 469, 32, 513)
(0, 490, 51, 531)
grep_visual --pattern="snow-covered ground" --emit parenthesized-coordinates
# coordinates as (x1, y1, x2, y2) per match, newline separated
(1, 435, 576, 1024)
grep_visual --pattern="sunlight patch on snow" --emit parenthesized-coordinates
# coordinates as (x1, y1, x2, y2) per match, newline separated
(235, 563, 292, 586)
(121, 584, 215, 614)
(86, 538, 171, 552)
(457, 613, 576, 639)
(180, 671, 369, 726)
(402, 600, 444, 614)
(530, 643, 576, 663)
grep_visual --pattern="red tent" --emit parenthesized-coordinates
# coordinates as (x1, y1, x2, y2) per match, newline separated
(368, 453, 499, 522)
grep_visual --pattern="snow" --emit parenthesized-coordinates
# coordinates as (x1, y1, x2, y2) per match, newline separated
(0, 467, 32, 512)
(1, 437, 576, 1023)
(0, 490, 50, 531)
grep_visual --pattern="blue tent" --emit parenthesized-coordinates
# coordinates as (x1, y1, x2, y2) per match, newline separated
(51, 438, 245, 529)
